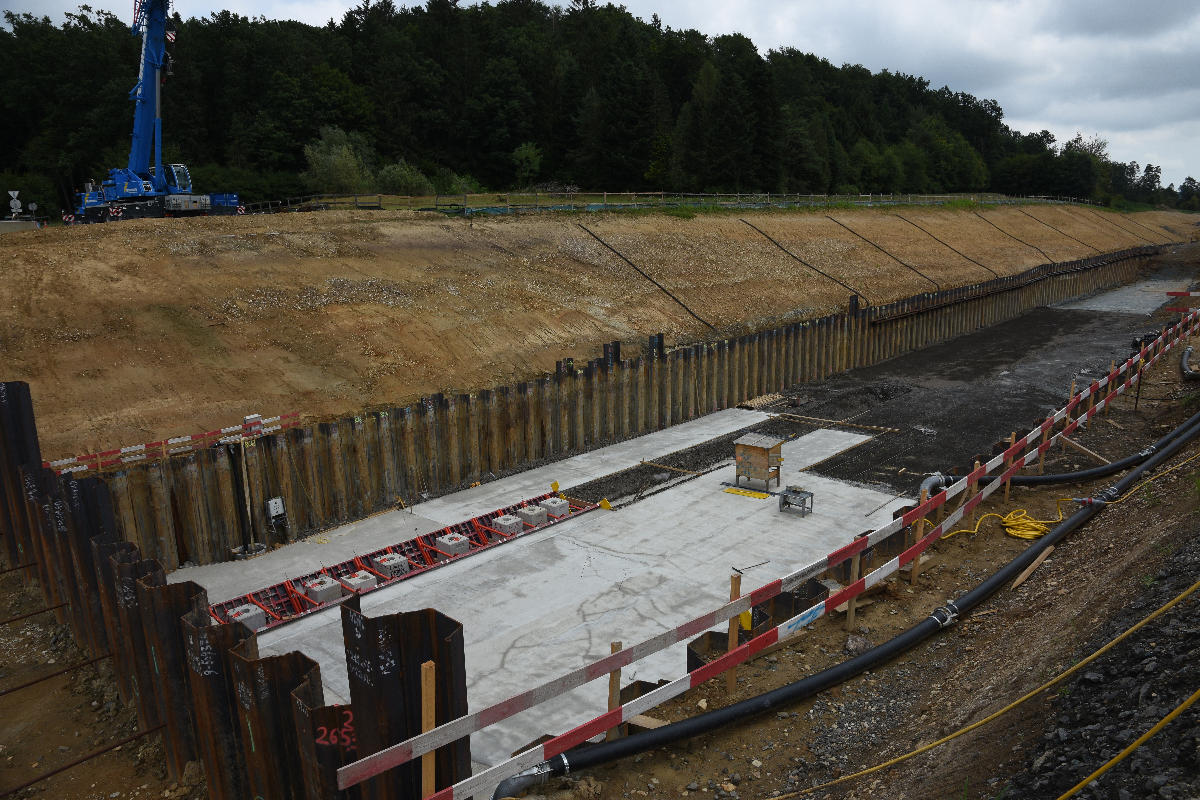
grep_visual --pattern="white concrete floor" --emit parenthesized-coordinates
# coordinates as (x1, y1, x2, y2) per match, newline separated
(1057, 258, 1194, 315)
(170, 409, 770, 603)
(257, 426, 912, 769)
(414, 408, 771, 525)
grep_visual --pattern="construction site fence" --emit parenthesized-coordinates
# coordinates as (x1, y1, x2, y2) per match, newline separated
(242, 191, 1098, 216)
(5, 243, 1163, 577)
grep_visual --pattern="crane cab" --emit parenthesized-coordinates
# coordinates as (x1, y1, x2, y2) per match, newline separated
(158, 163, 193, 193)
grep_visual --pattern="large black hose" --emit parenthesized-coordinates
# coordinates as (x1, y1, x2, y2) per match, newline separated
(493, 413, 1200, 798)
(1183, 346, 1200, 381)
(952, 406, 1200, 488)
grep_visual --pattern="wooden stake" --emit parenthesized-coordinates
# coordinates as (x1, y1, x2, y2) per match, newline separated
(1062, 380, 1075, 452)
(1010, 546, 1055, 590)
(968, 460, 981, 524)
(845, 547, 861, 631)
(1038, 417, 1050, 475)
(726, 573, 741, 695)
(1004, 432, 1016, 502)
(1134, 358, 1145, 411)
(421, 661, 436, 798)
(909, 488, 928, 583)
(1105, 360, 1115, 415)
(606, 642, 623, 742)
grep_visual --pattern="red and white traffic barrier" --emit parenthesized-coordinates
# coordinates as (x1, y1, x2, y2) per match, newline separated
(43, 411, 301, 474)
(338, 309, 1200, 795)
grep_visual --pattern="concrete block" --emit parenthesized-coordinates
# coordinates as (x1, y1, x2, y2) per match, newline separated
(492, 514, 524, 535)
(372, 552, 411, 577)
(539, 497, 570, 518)
(342, 570, 378, 592)
(305, 575, 343, 603)
(516, 505, 548, 526)
(435, 532, 471, 556)
(227, 603, 266, 631)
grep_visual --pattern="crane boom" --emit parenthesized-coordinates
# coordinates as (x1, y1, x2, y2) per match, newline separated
(127, 0, 168, 184)
(70, 0, 240, 223)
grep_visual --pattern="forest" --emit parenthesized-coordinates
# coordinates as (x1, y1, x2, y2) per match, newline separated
(2, 0, 1197, 212)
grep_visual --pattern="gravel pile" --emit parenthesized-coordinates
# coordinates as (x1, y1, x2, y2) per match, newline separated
(1002, 535, 1200, 799)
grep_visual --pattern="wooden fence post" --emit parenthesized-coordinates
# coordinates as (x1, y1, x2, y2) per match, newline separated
(1004, 432, 1015, 502)
(421, 660, 436, 798)
(845, 547, 861, 631)
(726, 572, 741, 695)
(606, 641, 623, 742)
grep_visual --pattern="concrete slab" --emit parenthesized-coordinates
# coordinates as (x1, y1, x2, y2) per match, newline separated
(169, 408, 767, 603)
(415, 408, 770, 524)
(257, 428, 912, 770)
(1057, 259, 1194, 315)
(169, 509, 447, 604)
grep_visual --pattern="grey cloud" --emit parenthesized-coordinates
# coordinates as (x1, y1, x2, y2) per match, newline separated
(1039, 0, 1200, 38)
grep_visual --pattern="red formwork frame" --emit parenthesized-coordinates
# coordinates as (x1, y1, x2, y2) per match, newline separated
(209, 493, 597, 630)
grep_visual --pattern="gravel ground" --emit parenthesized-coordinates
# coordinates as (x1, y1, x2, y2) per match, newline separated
(1002, 534, 1200, 800)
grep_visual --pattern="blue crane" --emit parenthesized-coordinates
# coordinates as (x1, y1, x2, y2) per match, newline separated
(72, 0, 240, 222)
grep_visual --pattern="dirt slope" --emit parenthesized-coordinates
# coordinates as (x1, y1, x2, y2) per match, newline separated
(0, 205, 1194, 458)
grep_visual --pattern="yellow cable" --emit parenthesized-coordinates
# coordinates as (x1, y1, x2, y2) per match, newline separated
(1054, 686, 1200, 800)
(769, 577, 1200, 799)
(940, 447, 1200, 541)
(1104, 450, 1200, 505)
(939, 499, 1070, 541)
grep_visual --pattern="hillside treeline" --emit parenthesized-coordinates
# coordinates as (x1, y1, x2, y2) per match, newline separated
(2, 0, 1197, 211)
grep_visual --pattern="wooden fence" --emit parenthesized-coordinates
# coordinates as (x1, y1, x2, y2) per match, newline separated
(99, 246, 1159, 569)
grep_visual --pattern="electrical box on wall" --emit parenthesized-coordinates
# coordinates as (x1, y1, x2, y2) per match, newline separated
(267, 497, 285, 518)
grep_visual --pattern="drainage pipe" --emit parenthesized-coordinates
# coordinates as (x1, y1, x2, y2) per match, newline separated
(953, 406, 1200, 488)
(493, 416, 1200, 799)
(1182, 346, 1200, 381)
(919, 472, 950, 495)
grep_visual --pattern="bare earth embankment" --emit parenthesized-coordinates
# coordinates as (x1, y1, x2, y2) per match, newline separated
(0, 205, 1194, 458)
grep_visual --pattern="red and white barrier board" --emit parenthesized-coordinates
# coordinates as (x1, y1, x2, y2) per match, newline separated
(44, 412, 301, 474)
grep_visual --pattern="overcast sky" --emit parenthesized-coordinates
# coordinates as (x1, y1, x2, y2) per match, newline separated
(13, 0, 1198, 187)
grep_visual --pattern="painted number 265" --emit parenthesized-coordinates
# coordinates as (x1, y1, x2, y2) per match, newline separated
(315, 709, 356, 748)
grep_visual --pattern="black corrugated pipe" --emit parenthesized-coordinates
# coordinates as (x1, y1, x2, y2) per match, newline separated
(492, 414, 1200, 799)
(951, 406, 1200, 488)
(1182, 346, 1200, 381)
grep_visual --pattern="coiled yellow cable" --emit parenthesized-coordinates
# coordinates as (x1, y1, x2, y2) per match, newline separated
(939, 499, 1070, 541)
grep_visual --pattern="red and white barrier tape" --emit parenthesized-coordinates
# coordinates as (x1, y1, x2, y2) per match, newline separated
(44, 412, 301, 474)
(1166, 291, 1200, 297)
(338, 309, 1200, 793)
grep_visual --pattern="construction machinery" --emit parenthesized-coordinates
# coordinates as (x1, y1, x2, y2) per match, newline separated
(71, 0, 240, 223)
